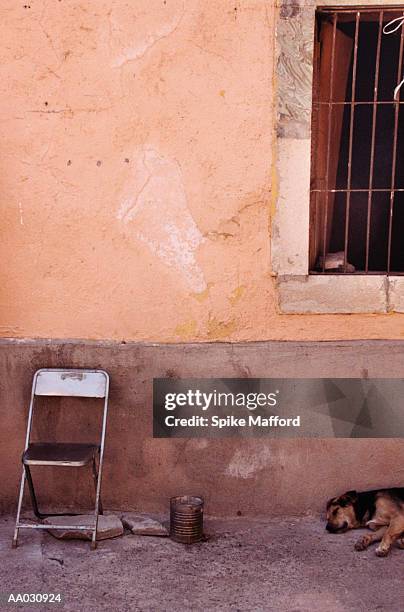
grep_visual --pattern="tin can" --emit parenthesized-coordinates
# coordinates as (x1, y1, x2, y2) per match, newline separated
(170, 495, 204, 544)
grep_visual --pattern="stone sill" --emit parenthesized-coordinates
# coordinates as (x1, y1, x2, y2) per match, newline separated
(277, 275, 404, 314)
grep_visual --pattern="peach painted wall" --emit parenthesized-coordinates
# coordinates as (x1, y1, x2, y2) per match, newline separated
(1, 1, 404, 343)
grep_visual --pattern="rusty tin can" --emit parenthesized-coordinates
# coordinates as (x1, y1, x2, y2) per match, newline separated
(170, 495, 204, 544)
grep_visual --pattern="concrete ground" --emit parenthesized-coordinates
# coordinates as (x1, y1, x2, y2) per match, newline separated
(1, 515, 403, 612)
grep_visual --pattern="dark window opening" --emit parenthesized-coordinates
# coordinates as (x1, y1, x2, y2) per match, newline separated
(310, 7, 404, 274)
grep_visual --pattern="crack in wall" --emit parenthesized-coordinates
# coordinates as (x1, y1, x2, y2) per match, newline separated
(112, 2, 185, 67)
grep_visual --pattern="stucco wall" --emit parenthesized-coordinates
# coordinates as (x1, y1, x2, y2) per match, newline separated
(2, 1, 404, 343)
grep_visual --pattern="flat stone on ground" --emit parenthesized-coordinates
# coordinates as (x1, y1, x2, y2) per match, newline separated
(43, 514, 123, 540)
(121, 513, 169, 536)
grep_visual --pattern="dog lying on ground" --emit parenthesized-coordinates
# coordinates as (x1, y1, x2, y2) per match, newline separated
(326, 489, 404, 557)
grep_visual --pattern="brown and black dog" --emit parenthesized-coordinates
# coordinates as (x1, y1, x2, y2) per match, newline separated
(326, 489, 404, 557)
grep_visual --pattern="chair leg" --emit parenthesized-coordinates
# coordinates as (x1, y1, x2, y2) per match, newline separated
(91, 453, 105, 550)
(92, 457, 103, 515)
(24, 464, 47, 519)
(91, 457, 100, 550)
(12, 467, 27, 548)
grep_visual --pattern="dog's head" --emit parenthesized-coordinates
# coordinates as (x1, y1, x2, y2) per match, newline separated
(325, 491, 360, 533)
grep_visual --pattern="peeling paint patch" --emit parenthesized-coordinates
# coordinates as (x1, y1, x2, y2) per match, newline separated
(112, 6, 184, 67)
(225, 447, 272, 479)
(187, 439, 209, 450)
(205, 230, 234, 241)
(18, 202, 24, 226)
(117, 147, 206, 292)
(174, 320, 197, 339)
(192, 283, 213, 303)
(207, 316, 237, 339)
(229, 285, 246, 306)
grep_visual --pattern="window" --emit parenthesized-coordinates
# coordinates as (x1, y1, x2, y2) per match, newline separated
(310, 7, 404, 275)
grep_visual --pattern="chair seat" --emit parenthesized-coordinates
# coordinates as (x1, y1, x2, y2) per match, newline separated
(23, 443, 99, 467)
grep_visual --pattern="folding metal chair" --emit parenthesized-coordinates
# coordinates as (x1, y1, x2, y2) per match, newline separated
(12, 368, 110, 550)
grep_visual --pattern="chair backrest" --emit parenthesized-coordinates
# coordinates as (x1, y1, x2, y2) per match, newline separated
(34, 369, 108, 398)
(24, 368, 110, 450)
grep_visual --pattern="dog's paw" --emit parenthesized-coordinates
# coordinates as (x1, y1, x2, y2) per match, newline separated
(375, 545, 390, 557)
(366, 520, 379, 531)
(397, 538, 404, 549)
(355, 536, 371, 551)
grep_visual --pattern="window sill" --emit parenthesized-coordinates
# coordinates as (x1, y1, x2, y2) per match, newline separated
(277, 275, 404, 314)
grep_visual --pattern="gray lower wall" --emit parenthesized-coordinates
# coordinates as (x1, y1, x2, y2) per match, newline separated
(1, 339, 404, 517)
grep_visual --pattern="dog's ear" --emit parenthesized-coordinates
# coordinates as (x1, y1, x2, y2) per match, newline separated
(339, 490, 358, 506)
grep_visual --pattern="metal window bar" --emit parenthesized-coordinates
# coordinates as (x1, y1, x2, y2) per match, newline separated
(365, 11, 383, 273)
(387, 14, 404, 273)
(310, 7, 404, 275)
(343, 11, 360, 272)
